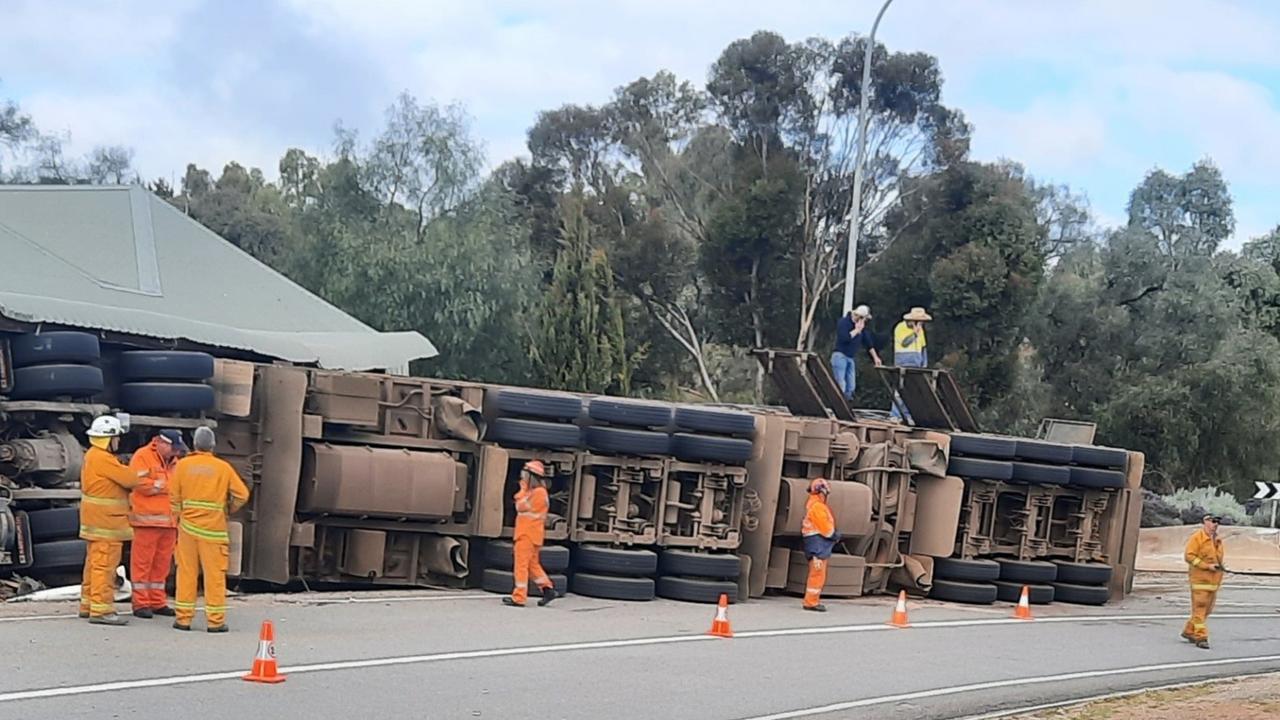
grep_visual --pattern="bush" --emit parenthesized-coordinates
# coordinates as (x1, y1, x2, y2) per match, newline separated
(1163, 487, 1249, 525)
(1140, 489, 1182, 528)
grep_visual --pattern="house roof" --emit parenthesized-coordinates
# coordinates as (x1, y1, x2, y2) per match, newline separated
(0, 184, 437, 370)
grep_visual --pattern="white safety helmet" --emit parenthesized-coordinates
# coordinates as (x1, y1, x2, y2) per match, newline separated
(853, 305, 872, 318)
(87, 415, 125, 438)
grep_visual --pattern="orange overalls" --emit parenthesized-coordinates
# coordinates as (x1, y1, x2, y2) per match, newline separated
(1183, 528, 1225, 643)
(128, 439, 178, 612)
(511, 484, 553, 605)
(79, 446, 145, 618)
(801, 495, 838, 609)
(169, 451, 250, 628)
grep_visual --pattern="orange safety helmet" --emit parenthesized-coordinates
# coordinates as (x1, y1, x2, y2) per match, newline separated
(523, 459, 549, 478)
(808, 477, 831, 495)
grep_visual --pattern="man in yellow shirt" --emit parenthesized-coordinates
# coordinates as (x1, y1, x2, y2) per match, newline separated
(79, 415, 149, 625)
(889, 307, 932, 422)
(1182, 514, 1225, 649)
(169, 426, 249, 633)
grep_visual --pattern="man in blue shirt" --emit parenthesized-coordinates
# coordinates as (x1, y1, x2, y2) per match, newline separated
(831, 305, 882, 402)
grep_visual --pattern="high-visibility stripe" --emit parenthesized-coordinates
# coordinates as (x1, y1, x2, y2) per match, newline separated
(174, 601, 196, 609)
(205, 605, 228, 612)
(81, 495, 128, 507)
(80, 525, 132, 539)
(179, 521, 228, 542)
(181, 499, 224, 510)
(1190, 557, 1202, 566)
(129, 514, 172, 524)
(517, 512, 546, 520)
(1191, 583, 1219, 591)
(90, 603, 114, 611)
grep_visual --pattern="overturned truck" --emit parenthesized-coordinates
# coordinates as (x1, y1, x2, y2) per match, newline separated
(2, 327, 1144, 607)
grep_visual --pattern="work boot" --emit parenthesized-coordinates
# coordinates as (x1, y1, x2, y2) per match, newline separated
(152, 606, 176, 617)
(133, 608, 154, 619)
(1180, 631, 1196, 643)
(537, 585, 557, 607)
(207, 624, 228, 634)
(172, 621, 191, 631)
(1196, 639, 1211, 650)
(78, 610, 90, 619)
(502, 597, 525, 608)
(803, 604, 828, 613)
(88, 613, 129, 626)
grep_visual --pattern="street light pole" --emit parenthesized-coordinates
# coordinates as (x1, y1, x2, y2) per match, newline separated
(841, 0, 896, 314)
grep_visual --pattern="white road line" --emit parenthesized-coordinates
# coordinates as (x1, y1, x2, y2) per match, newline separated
(958, 670, 1280, 720)
(733, 654, 1280, 720)
(3, 612, 1279, 703)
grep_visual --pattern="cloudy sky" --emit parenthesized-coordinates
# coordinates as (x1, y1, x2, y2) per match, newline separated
(3, 0, 1278, 245)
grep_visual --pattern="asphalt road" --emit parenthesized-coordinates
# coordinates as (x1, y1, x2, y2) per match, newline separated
(1, 574, 1278, 720)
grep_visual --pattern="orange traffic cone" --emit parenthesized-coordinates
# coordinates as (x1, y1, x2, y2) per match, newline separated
(888, 590, 910, 628)
(243, 619, 287, 684)
(708, 593, 734, 638)
(1013, 586, 1034, 620)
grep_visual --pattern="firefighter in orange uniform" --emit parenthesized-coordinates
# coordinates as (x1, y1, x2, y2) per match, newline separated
(1182, 514, 1226, 649)
(79, 415, 149, 626)
(504, 459, 557, 608)
(801, 477, 841, 612)
(127, 429, 186, 619)
(169, 426, 250, 633)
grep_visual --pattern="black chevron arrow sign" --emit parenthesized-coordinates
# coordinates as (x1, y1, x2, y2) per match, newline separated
(1253, 482, 1280, 500)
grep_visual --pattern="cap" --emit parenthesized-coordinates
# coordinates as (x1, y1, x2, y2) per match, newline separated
(523, 459, 548, 477)
(852, 304, 871, 318)
(1203, 514, 1222, 523)
(158, 429, 188, 451)
(808, 478, 831, 495)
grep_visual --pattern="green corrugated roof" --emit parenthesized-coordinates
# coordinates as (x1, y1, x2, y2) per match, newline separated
(0, 185, 437, 370)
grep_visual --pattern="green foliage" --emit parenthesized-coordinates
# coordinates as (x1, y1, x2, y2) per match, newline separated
(531, 192, 633, 394)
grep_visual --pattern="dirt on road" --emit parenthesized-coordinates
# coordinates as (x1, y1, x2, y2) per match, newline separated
(1010, 673, 1280, 719)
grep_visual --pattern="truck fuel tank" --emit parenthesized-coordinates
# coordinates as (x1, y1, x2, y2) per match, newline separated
(299, 443, 464, 521)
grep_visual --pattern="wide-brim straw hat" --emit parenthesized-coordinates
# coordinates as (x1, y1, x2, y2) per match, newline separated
(903, 307, 933, 322)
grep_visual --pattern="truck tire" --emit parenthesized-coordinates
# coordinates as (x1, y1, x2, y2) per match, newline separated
(1071, 445, 1128, 470)
(489, 389, 583, 422)
(587, 398, 673, 429)
(1052, 561, 1113, 586)
(929, 578, 997, 605)
(932, 557, 1001, 582)
(118, 382, 215, 413)
(658, 550, 741, 580)
(27, 507, 80, 542)
(995, 558, 1058, 584)
(946, 457, 1013, 481)
(993, 580, 1055, 604)
(485, 418, 582, 449)
(483, 541, 571, 573)
(1010, 462, 1070, 486)
(10, 332, 100, 367)
(949, 434, 1016, 459)
(1069, 467, 1125, 490)
(12, 364, 104, 399)
(673, 407, 755, 437)
(480, 568, 568, 597)
(119, 351, 215, 381)
(571, 572, 655, 601)
(574, 545, 657, 576)
(671, 433, 753, 465)
(30, 538, 87, 572)
(1014, 439, 1073, 464)
(584, 427, 671, 457)
(656, 576, 739, 604)
(1051, 581, 1110, 606)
